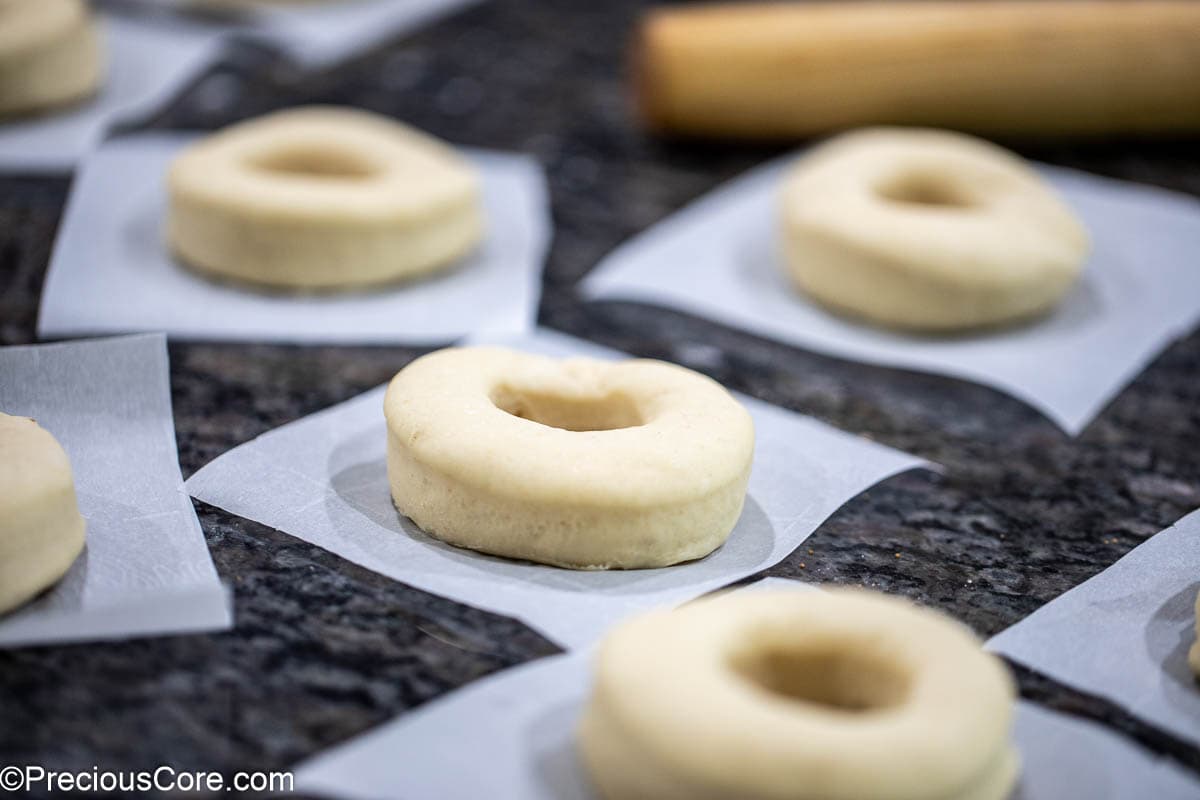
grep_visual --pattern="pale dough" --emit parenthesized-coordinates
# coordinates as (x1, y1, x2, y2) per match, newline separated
(0, 413, 86, 615)
(579, 587, 1019, 800)
(0, 0, 102, 117)
(383, 346, 755, 569)
(780, 127, 1090, 331)
(167, 106, 483, 290)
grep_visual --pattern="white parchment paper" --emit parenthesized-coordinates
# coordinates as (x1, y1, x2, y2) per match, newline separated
(0, 334, 231, 647)
(294, 579, 1200, 800)
(989, 508, 1200, 746)
(0, 15, 223, 172)
(185, 330, 924, 648)
(141, 0, 481, 68)
(581, 160, 1200, 435)
(39, 133, 548, 343)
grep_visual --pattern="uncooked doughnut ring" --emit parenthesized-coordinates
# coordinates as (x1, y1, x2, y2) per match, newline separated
(0, 413, 86, 615)
(167, 106, 483, 290)
(383, 346, 755, 569)
(780, 127, 1090, 332)
(0, 0, 102, 117)
(579, 587, 1019, 800)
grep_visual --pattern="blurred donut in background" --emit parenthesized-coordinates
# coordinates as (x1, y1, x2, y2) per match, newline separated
(779, 128, 1089, 332)
(167, 106, 484, 291)
(0, 0, 103, 118)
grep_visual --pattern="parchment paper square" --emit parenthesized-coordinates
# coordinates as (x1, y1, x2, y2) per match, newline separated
(148, 0, 483, 68)
(0, 15, 222, 172)
(990, 508, 1200, 746)
(582, 160, 1200, 434)
(0, 334, 231, 647)
(186, 330, 925, 648)
(294, 579, 1200, 800)
(39, 133, 548, 344)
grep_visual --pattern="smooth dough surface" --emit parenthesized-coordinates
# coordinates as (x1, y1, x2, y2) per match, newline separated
(0, 413, 86, 615)
(0, 0, 103, 117)
(780, 127, 1090, 332)
(383, 346, 755, 569)
(579, 588, 1019, 800)
(167, 106, 483, 290)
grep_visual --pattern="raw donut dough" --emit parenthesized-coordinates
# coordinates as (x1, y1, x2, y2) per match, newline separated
(0, 0, 103, 117)
(167, 106, 483, 290)
(384, 346, 755, 569)
(580, 588, 1019, 800)
(0, 413, 86, 615)
(780, 127, 1090, 331)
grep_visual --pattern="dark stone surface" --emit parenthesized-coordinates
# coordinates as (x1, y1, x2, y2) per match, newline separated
(2, 0, 1200, 793)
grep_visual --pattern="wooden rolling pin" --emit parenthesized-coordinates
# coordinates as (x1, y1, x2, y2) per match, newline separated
(634, 1, 1200, 139)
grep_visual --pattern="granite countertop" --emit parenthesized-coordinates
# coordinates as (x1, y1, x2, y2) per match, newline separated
(2, 0, 1200, 793)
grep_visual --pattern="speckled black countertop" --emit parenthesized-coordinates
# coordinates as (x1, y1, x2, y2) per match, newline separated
(2, 0, 1200, 795)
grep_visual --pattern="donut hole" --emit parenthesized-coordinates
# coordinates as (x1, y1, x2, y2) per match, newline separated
(732, 643, 912, 713)
(249, 145, 378, 181)
(490, 387, 645, 432)
(876, 172, 977, 209)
